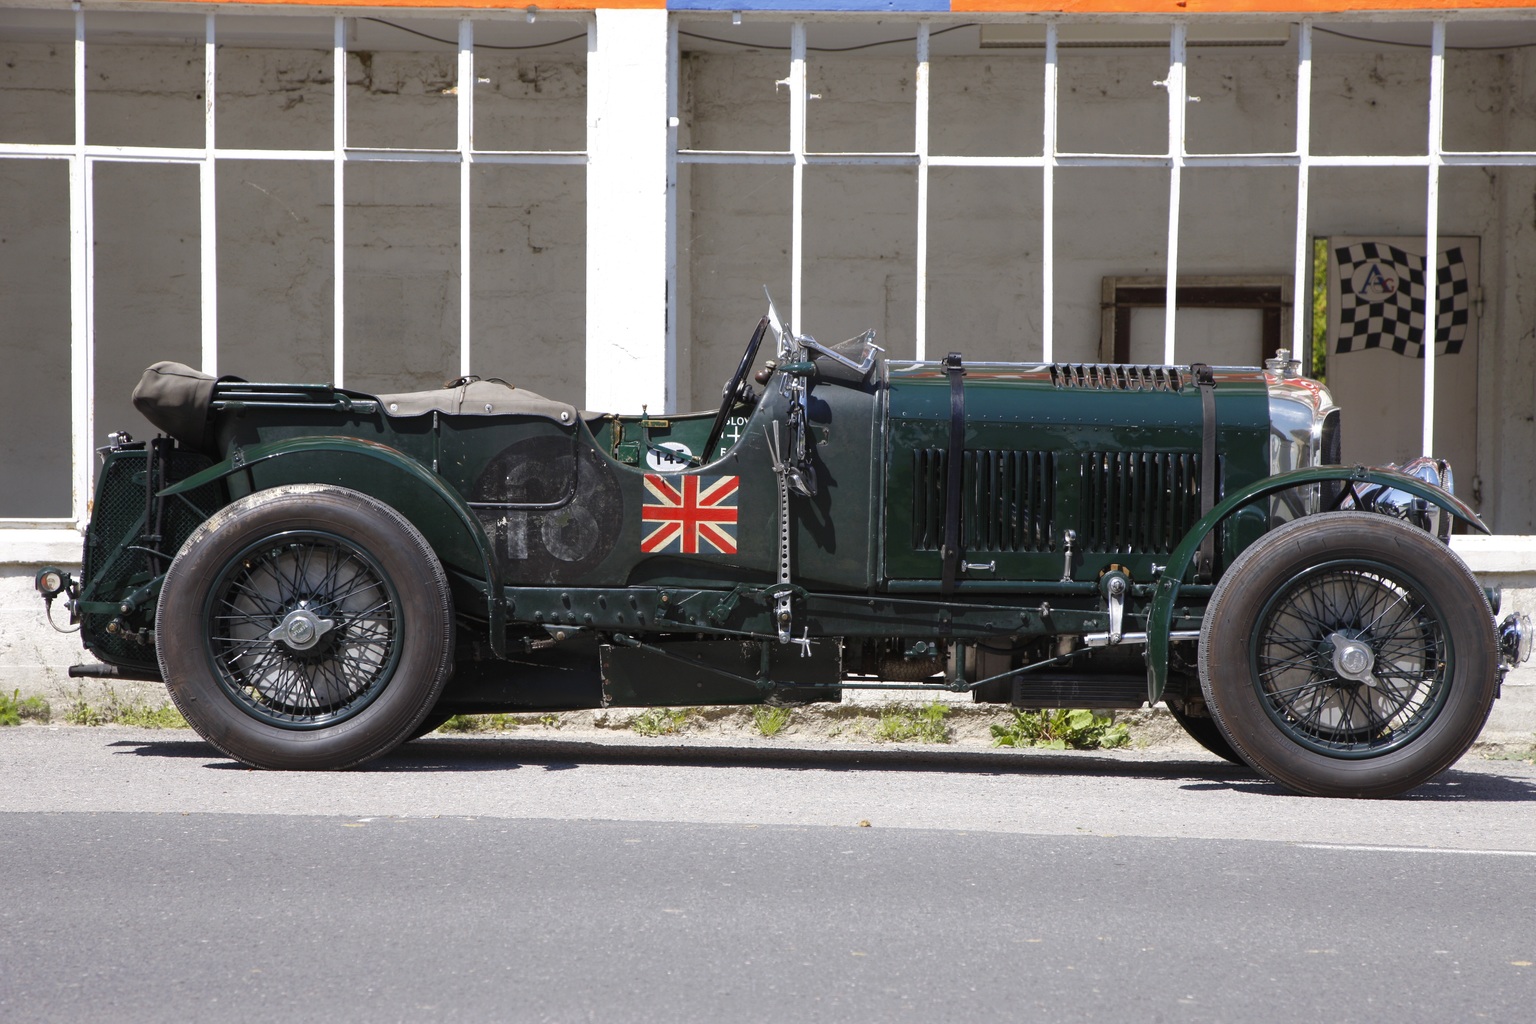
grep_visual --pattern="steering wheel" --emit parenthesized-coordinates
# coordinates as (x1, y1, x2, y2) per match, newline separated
(702, 315, 769, 463)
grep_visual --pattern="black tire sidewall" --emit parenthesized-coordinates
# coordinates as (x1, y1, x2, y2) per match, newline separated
(156, 484, 455, 770)
(1199, 512, 1497, 798)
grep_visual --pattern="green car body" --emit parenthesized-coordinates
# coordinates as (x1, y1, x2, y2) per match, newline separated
(37, 304, 1522, 797)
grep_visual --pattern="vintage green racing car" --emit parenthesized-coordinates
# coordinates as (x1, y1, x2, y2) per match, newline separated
(34, 297, 1531, 797)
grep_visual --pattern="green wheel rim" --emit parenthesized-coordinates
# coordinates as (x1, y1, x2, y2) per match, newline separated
(1248, 558, 1453, 759)
(203, 530, 403, 730)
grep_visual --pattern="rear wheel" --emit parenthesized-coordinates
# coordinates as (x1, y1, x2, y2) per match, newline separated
(156, 485, 455, 770)
(1199, 512, 1497, 798)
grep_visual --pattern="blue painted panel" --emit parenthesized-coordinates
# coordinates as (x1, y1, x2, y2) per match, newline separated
(670, 0, 950, 12)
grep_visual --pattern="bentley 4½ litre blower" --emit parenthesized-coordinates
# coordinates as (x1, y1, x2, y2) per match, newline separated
(35, 298, 1531, 797)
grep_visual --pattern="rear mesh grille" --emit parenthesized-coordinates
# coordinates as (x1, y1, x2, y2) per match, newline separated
(81, 447, 220, 668)
(1049, 364, 1186, 392)
(1080, 451, 1216, 554)
(912, 449, 1055, 553)
(81, 455, 146, 591)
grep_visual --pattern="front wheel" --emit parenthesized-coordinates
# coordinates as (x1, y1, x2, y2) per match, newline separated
(156, 484, 455, 770)
(1199, 512, 1497, 798)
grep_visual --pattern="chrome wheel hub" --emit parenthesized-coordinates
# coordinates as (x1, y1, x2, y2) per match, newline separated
(1327, 631, 1380, 688)
(266, 607, 336, 652)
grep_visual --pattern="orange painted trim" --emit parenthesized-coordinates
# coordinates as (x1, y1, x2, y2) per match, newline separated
(108, 0, 1536, 13)
(955, 0, 1536, 12)
(124, 0, 658, 9)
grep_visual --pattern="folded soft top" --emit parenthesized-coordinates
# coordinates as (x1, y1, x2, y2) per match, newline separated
(131, 361, 232, 455)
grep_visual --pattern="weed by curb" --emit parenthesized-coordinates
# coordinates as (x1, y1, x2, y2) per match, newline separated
(63, 686, 186, 729)
(0, 690, 51, 727)
(991, 708, 1129, 750)
(1485, 731, 1536, 763)
(632, 707, 692, 737)
(873, 702, 952, 744)
(436, 713, 520, 733)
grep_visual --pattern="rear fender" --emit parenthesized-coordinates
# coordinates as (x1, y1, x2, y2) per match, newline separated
(1145, 465, 1487, 703)
(164, 436, 504, 653)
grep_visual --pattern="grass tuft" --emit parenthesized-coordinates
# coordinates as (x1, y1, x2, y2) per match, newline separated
(751, 704, 793, 738)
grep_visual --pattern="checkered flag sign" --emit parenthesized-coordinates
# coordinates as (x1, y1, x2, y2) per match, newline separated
(1334, 242, 1470, 358)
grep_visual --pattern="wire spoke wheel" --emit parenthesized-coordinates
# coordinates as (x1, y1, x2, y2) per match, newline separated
(208, 533, 402, 729)
(157, 485, 454, 770)
(1199, 512, 1497, 798)
(1252, 564, 1446, 757)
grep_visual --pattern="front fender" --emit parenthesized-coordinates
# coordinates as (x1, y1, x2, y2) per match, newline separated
(163, 436, 505, 652)
(1145, 464, 1487, 703)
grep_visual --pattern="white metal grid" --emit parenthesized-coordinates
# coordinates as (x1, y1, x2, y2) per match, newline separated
(0, 6, 591, 531)
(668, 15, 1536, 459)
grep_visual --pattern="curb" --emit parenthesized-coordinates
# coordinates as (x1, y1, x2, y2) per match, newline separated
(422, 702, 1536, 761)
(12, 696, 1533, 761)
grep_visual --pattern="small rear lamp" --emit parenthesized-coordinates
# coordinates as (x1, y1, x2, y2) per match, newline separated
(35, 569, 67, 598)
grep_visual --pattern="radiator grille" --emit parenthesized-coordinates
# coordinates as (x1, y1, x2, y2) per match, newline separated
(1080, 451, 1215, 554)
(911, 449, 1055, 553)
(1049, 364, 1186, 392)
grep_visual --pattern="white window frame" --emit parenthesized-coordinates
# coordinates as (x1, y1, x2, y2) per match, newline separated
(668, 15, 1536, 458)
(0, 6, 591, 545)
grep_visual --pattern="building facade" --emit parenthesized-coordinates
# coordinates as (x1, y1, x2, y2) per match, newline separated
(4, 0, 1536, 705)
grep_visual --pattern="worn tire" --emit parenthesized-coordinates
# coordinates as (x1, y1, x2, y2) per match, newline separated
(1199, 512, 1497, 798)
(156, 484, 455, 770)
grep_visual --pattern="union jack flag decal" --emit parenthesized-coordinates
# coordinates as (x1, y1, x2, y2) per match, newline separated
(641, 474, 739, 555)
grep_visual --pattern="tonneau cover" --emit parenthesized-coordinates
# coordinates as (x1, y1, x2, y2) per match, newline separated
(376, 378, 577, 423)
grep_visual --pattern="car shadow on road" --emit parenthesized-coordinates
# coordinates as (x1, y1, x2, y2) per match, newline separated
(109, 737, 221, 758)
(106, 734, 1536, 800)
(1178, 765, 1536, 802)
(104, 736, 522, 774)
(412, 739, 1536, 800)
(392, 734, 1273, 783)
(109, 733, 1247, 782)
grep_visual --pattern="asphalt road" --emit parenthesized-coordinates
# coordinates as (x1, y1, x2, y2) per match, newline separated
(3, 728, 1535, 1023)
